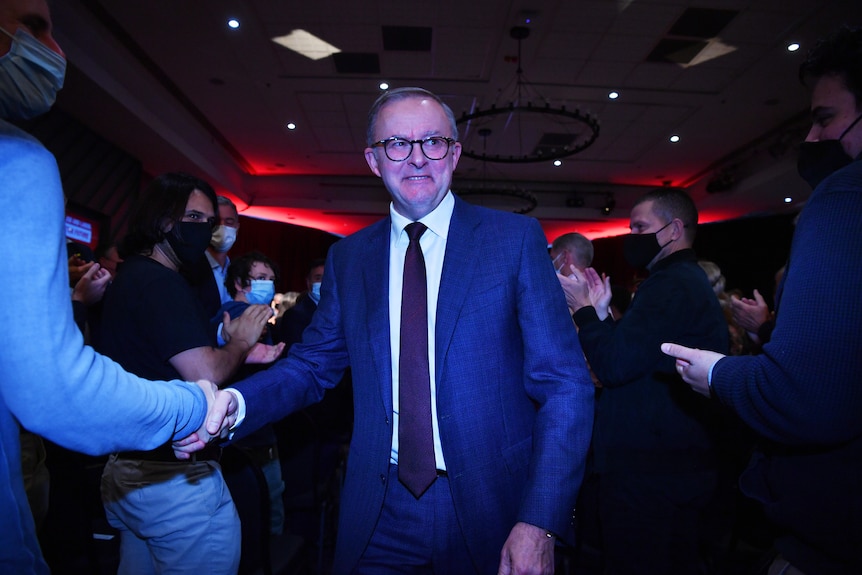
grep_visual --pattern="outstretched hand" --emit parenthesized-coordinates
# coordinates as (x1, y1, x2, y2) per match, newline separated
(660, 343, 725, 398)
(172, 380, 238, 459)
(245, 341, 286, 364)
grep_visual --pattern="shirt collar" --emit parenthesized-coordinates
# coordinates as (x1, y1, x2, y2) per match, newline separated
(205, 250, 228, 271)
(389, 191, 454, 243)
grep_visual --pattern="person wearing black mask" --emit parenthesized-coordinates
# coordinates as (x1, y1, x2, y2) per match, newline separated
(557, 187, 729, 575)
(664, 26, 862, 575)
(96, 172, 273, 574)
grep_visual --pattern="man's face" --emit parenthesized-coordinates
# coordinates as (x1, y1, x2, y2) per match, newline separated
(0, 0, 63, 58)
(218, 203, 239, 229)
(806, 74, 862, 159)
(306, 264, 324, 291)
(629, 200, 675, 266)
(364, 97, 461, 221)
(549, 247, 573, 275)
(236, 261, 275, 296)
(182, 189, 216, 226)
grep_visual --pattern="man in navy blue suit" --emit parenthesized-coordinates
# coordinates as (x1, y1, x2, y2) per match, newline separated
(199, 87, 595, 574)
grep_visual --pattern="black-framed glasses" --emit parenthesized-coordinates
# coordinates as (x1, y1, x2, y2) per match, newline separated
(371, 136, 456, 162)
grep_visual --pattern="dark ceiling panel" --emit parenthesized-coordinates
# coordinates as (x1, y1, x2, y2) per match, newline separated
(668, 8, 738, 39)
(382, 26, 433, 51)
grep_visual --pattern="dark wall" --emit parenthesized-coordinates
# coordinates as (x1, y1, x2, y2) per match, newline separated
(230, 216, 340, 294)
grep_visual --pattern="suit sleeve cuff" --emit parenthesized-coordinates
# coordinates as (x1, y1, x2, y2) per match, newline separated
(223, 388, 247, 438)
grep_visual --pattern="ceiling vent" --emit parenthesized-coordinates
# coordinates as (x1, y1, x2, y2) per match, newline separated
(382, 26, 432, 51)
(647, 7, 738, 65)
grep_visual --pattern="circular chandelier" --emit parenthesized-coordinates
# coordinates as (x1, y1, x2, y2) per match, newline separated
(456, 26, 600, 164)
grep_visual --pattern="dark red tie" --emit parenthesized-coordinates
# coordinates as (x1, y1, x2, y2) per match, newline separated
(398, 222, 436, 498)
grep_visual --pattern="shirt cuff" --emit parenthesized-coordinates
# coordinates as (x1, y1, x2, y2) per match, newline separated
(223, 388, 246, 437)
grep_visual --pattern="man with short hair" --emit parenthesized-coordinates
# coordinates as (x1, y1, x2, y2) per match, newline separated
(664, 26, 862, 574)
(0, 2, 230, 571)
(203, 87, 595, 575)
(550, 232, 593, 275)
(561, 187, 729, 574)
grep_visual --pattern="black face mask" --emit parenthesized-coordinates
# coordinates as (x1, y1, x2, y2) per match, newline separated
(797, 112, 862, 189)
(623, 221, 672, 270)
(165, 221, 212, 267)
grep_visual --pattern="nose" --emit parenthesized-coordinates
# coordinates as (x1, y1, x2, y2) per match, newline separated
(407, 142, 427, 166)
(43, 33, 65, 59)
(804, 123, 820, 143)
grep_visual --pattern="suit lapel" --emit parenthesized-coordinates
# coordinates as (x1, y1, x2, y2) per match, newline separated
(360, 218, 394, 416)
(435, 198, 482, 383)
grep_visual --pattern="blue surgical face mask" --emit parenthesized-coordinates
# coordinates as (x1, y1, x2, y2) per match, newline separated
(247, 279, 275, 305)
(0, 25, 66, 120)
(309, 281, 322, 304)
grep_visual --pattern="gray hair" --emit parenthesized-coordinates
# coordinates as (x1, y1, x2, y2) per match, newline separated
(366, 87, 458, 146)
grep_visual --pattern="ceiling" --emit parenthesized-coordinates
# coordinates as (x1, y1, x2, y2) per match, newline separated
(49, 0, 862, 241)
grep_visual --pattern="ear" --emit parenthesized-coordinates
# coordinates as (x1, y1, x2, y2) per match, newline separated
(671, 218, 685, 240)
(234, 278, 247, 293)
(449, 141, 462, 170)
(365, 147, 382, 177)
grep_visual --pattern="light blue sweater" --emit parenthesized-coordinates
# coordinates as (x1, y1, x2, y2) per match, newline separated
(0, 119, 208, 574)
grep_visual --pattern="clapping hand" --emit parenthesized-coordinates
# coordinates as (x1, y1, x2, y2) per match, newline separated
(221, 304, 274, 349)
(729, 289, 771, 342)
(172, 380, 238, 460)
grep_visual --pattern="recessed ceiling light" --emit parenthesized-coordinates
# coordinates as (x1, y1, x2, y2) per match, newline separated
(553, 159, 562, 167)
(784, 196, 792, 203)
(286, 122, 297, 130)
(787, 42, 800, 52)
(608, 91, 620, 100)
(228, 18, 240, 29)
(670, 135, 680, 143)
(272, 29, 341, 61)
(379, 82, 389, 90)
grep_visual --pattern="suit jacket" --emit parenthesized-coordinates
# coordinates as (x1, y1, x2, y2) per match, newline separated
(231, 196, 595, 573)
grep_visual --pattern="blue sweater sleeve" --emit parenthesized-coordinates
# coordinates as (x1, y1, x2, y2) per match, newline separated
(1, 121, 207, 455)
(711, 164, 862, 445)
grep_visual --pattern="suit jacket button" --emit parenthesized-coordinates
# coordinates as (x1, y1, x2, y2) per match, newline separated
(380, 473, 386, 483)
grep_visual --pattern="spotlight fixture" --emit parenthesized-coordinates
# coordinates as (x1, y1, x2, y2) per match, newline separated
(228, 18, 240, 29)
(608, 91, 620, 100)
(787, 42, 800, 52)
(600, 195, 616, 216)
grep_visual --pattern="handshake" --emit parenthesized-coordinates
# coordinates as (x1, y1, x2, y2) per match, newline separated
(172, 380, 239, 459)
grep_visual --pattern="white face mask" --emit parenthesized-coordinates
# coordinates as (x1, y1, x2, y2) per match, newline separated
(210, 225, 238, 252)
(0, 26, 66, 120)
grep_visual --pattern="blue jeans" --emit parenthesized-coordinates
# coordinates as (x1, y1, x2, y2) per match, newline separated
(101, 456, 240, 575)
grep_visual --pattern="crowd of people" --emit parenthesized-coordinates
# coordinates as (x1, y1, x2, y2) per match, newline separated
(1, 1, 860, 574)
